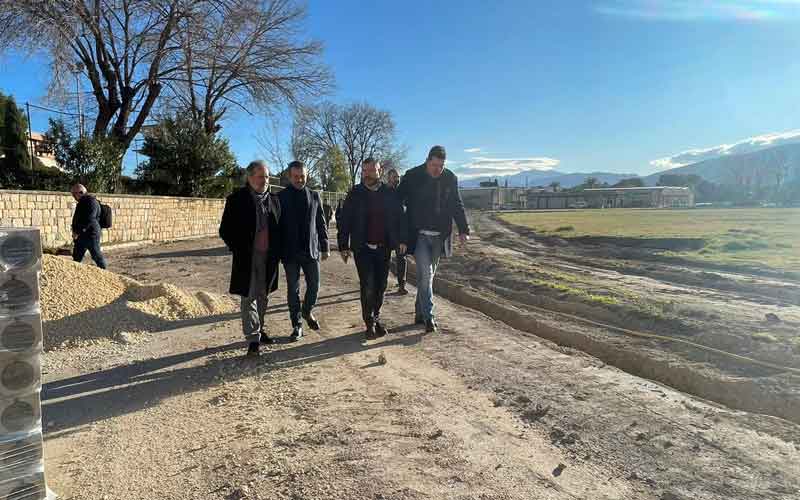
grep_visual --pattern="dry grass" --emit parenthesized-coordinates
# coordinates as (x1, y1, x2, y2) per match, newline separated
(500, 208, 800, 272)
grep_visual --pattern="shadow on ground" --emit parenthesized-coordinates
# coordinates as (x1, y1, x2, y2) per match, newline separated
(43, 322, 423, 434)
(43, 290, 362, 350)
(129, 247, 231, 259)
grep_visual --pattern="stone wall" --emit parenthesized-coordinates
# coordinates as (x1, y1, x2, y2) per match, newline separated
(0, 190, 225, 249)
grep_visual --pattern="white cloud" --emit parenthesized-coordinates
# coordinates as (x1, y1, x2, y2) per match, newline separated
(453, 155, 560, 179)
(464, 147, 482, 153)
(595, 0, 800, 21)
(650, 129, 800, 171)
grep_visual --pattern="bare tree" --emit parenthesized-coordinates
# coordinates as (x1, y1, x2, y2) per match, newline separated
(338, 102, 396, 186)
(256, 112, 293, 184)
(0, 0, 330, 156)
(0, 0, 199, 152)
(290, 101, 398, 187)
(168, 0, 332, 136)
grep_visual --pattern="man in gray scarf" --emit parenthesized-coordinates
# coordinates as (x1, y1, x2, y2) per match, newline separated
(219, 160, 282, 356)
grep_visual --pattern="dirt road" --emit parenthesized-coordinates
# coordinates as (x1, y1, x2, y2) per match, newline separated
(42, 238, 799, 499)
(433, 212, 800, 422)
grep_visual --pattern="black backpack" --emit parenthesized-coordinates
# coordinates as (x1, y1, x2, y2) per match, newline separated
(98, 202, 113, 229)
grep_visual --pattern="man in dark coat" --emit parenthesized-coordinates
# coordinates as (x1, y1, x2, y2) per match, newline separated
(71, 184, 107, 269)
(338, 159, 407, 340)
(278, 160, 329, 341)
(323, 203, 333, 228)
(386, 168, 408, 295)
(396, 145, 470, 333)
(219, 160, 281, 356)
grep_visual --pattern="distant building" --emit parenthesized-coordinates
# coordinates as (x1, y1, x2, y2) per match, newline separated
(28, 132, 60, 170)
(526, 186, 694, 210)
(460, 187, 527, 210)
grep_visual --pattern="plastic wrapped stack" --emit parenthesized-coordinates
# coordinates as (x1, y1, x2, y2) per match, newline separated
(0, 228, 48, 500)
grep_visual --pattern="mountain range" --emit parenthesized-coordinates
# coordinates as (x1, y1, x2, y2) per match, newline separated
(642, 142, 800, 187)
(459, 142, 800, 189)
(458, 170, 638, 188)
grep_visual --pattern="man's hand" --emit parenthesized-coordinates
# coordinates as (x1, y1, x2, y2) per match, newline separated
(398, 244, 407, 255)
(458, 233, 470, 245)
(340, 250, 351, 263)
(321, 252, 330, 261)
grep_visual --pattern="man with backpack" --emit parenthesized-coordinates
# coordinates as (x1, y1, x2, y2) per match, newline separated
(70, 183, 108, 269)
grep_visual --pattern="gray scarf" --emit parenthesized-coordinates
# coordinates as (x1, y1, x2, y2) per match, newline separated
(250, 187, 270, 231)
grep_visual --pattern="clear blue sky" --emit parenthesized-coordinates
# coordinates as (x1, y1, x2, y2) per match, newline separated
(2, 0, 799, 178)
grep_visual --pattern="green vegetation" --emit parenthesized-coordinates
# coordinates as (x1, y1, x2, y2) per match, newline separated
(751, 332, 779, 344)
(500, 208, 800, 273)
(44, 118, 123, 192)
(135, 114, 238, 198)
(530, 278, 620, 306)
(0, 93, 31, 188)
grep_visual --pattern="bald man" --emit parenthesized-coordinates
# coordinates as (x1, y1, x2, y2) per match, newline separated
(71, 184, 107, 269)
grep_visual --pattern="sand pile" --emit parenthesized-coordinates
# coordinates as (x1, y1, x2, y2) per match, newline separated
(40, 254, 129, 322)
(39, 256, 237, 350)
(127, 283, 233, 321)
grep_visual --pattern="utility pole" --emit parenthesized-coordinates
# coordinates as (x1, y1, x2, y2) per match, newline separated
(72, 62, 85, 139)
(25, 102, 35, 187)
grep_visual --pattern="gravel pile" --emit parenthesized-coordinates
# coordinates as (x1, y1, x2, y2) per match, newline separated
(40, 256, 236, 350)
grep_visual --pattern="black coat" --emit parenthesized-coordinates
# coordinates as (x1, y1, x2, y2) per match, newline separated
(396, 164, 470, 257)
(277, 185, 329, 261)
(337, 183, 406, 252)
(219, 187, 281, 297)
(71, 195, 102, 238)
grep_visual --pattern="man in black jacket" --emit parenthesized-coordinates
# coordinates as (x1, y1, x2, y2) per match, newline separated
(70, 184, 107, 269)
(396, 145, 470, 333)
(386, 168, 408, 295)
(278, 161, 329, 341)
(338, 159, 406, 339)
(219, 160, 282, 356)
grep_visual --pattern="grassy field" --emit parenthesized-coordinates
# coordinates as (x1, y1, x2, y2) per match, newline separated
(499, 208, 800, 273)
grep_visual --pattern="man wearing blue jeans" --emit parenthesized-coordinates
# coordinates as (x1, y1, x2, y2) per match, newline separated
(278, 161, 329, 340)
(396, 146, 470, 333)
(70, 184, 107, 269)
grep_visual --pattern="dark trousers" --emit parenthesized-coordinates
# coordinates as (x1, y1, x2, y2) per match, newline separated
(354, 246, 391, 326)
(393, 249, 407, 286)
(283, 255, 320, 327)
(73, 234, 107, 269)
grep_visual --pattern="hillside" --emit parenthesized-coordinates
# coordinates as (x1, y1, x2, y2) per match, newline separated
(644, 142, 800, 187)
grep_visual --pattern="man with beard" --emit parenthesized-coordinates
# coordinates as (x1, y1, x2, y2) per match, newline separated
(219, 160, 282, 356)
(278, 161, 330, 340)
(396, 146, 470, 333)
(338, 159, 406, 339)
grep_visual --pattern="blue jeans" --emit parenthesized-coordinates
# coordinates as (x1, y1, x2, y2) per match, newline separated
(72, 234, 107, 269)
(283, 256, 320, 327)
(414, 233, 443, 321)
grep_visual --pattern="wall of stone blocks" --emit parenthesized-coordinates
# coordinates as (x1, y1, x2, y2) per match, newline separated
(0, 190, 225, 249)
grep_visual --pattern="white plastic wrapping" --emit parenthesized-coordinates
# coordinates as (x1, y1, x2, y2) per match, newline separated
(0, 227, 47, 497)
(0, 355, 41, 399)
(0, 392, 41, 436)
(0, 431, 43, 475)
(0, 315, 43, 354)
(0, 274, 39, 316)
(0, 463, 46, 499)
(0, 230, 41, 274)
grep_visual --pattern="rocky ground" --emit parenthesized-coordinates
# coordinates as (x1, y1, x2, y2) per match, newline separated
(41, 237, 800, 499)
